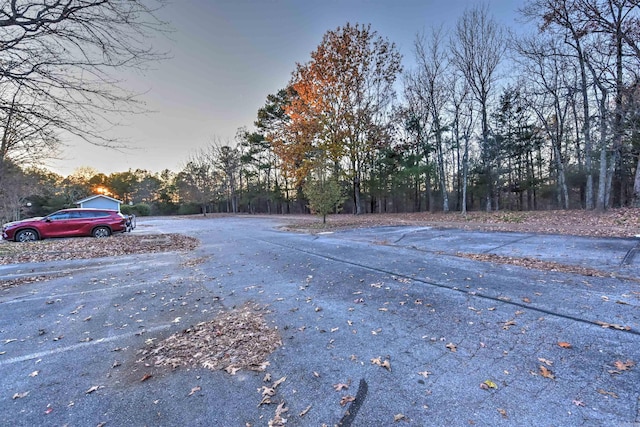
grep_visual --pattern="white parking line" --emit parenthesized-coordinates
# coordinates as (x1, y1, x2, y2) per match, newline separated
(0, 324, 172, 367)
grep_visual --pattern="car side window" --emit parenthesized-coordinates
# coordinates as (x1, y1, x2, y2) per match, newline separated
(48, 212, 71, 220)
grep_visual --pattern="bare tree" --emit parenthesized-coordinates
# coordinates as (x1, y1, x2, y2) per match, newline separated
(522, 0, 597, 209)
(413, 27, 451, 212)
(402, 71, 433, 211)
(448, 73, 473, 214)
(0, 1, 168, 182)
(177, 154, 220, 216)
(578, 0, 640, 208)
(515, 35, 573, 209)
(450, 4, 506, 211)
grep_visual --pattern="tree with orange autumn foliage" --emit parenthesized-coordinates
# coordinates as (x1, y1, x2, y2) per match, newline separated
(282, 23, 402, 214)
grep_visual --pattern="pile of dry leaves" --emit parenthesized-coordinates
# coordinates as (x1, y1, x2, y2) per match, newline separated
(139, 303, 282, 374)
(0, 233, 198, 265)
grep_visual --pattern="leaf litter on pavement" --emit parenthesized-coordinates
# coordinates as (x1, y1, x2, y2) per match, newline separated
(139, 302, 281, 374)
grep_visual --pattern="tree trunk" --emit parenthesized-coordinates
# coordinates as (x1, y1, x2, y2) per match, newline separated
(435, 131, 449, 213)
(461, 137, 469, 215)
(353, 175, 363, 215)
(552, 143, 570, 210)
(633, 155, 640, 207)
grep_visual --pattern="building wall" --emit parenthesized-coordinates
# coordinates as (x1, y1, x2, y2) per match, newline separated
(80, 198, 120, 211)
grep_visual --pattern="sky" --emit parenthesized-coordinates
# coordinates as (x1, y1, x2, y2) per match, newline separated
(49, 0, 530, 177)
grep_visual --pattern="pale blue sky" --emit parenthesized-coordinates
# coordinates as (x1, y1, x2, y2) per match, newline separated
(51, 0, 530, 176)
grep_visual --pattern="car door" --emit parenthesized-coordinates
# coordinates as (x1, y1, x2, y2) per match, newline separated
(41, 211, 74, 237)
(66, 210, 93, 236)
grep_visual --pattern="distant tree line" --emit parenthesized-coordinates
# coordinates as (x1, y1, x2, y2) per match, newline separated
(1, 1, 639, 222)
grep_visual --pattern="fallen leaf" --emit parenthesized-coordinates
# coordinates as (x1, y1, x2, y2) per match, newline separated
(28, 371, 39, 377)
(44, 407, 53, 414)
(268, 401, 288, 425)
(263, 373, 272, 382)
(538, 358, 553, 366)
(12, 391, 29, 399)
(522, 297, 531, 303)
(394, 413, 406, 422)
(445, 343, 457, 352)
(273, 376, 286, 388)
(188, 386, 201, 396)
(333, 381, 351, 391)
(299, 405, 312, 417)
(557, 342, 572, 349)
(597, 389, 618, 398)
(595, 321, 631, 331)
(261, 386, 276, 397)
(140, 373, 153, 382)
(69, 305, 84, 314)
(614, 360, 634, 371)
(502, 320, 516, 330)
(497, 408, 507, 418)
(572, 400, 585, 407)
(340, 395, 355, 406)
(85, 385, 102, 394)
(370, 357, 392, 371)
(225, 366, 241, 375)
(539, 365, 555, 379)
(483, 380, 498, 389)
(258, 395, 272, 406)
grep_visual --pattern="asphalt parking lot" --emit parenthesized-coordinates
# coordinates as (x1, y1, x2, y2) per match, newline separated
(1, 216, 639, 426)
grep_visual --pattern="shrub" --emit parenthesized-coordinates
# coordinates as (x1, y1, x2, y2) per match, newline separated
(121, 203, 151, 216)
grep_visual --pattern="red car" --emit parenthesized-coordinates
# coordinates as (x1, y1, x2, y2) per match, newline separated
(2, 208, 128, 242)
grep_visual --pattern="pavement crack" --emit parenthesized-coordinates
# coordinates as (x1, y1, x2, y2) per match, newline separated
(254, 236, 640, 337)
(480, 234, 535, 254)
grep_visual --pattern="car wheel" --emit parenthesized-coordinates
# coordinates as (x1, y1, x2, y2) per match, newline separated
(92, 227, 111, 238)
(15, 229, 38, 242)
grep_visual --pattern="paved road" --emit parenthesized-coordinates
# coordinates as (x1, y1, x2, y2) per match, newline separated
(1, 216, 639, 426)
